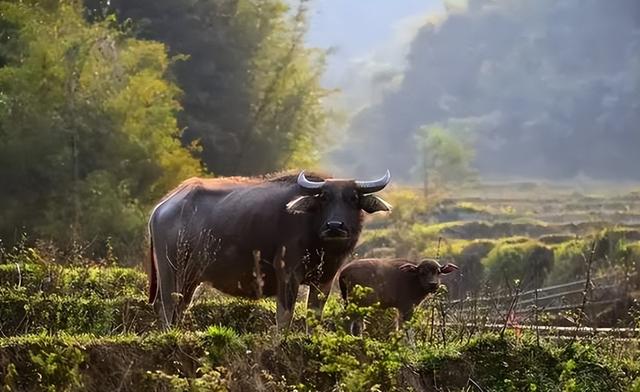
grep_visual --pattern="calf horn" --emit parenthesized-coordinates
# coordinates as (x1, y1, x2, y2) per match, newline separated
(355, 170, 391, 194)
(297, 171, 325, 190)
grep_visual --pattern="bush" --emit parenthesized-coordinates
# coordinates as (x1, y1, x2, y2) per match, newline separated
(414, 335, 629, 392)
(201, 326, 245, 364)
(482, 240, 553, 290)
(0, 263, 147, 298)
(548, 239, 590, 285)
(0, 311, 638, 391)
(548, 230, 640, 285)
(0, 1, 201, 260)
(0, 288, 156, 335)
(449, 240, 495, 298)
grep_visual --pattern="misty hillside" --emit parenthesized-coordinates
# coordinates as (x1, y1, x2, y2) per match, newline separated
(334, 0, 640, 181)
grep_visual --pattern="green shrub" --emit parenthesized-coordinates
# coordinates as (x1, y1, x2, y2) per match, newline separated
(0, 288, 313, 336)
(549, 232, 640, 285)
(185, 298, 305, 334)
(0, 330, 637, 391)
(0, 263, 147, 298)
(0, 288, 155, 335)
(309, 330, 406, 391)
(482, 240, 553, 290)
(449, 240, 495, 297)
(414, 335, 630, 392)
(201, 325, 245, 364)
(548, 239, 589, 285)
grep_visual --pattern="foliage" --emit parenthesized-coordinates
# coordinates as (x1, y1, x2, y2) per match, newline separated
(1, 328, 636, 391)
(481, 240, 553, 290)
(384, 189, 437, 224)
(0, 0, 200, 259)
(91, 0, 330, 176)
(449, 239, 495, 297)
(201, 325, 245, 364)
(548, 228, 640, 285)
(0, 262, 146, 298)
(0, 286, 311, 336)
(413, 123, 477, 190)
(0, 259, 639, 390)
(416, 334, 631, 392)
(548, 239, 589, 285)
(342, 0, 640, 181)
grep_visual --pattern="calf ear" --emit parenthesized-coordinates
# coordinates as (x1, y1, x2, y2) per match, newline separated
(286, 195, 319, 214)
(399, 263, 418, 273)
(360, 195, 392, 213)
(439, 263, 459, 275)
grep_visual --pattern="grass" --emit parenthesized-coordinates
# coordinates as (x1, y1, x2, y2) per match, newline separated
(0, 262, 147, 298)
(0, 287, 310, 336)
(3, 184, 640, 390)
(481, 239, 553, 290)
(1, 327, 638, 391)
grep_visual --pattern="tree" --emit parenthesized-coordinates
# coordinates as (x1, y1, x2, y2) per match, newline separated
(414, 124, 476, 193)
(89, 0, 330, 175)
(341, 0, 640, 181)
(0, 0, 200, 260)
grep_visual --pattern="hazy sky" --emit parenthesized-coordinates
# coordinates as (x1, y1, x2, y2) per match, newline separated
(303, 0, 445, 89)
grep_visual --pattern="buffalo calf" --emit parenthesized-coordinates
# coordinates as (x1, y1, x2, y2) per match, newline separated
(338, 258, 458, 333)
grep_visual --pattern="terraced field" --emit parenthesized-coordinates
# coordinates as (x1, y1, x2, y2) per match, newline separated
(1, 183, 640, 391)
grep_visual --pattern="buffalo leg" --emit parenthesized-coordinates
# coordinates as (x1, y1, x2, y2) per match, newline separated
(175, 280, 200, 321)
(153, 242, 178, 329)
(350, 318, 365, 336)
(274, 246, 301, 332)
(399, 308, 417, 346)
(307, 282, 332, 316)
(153, 236, 179, 329)
(398, 308, 414, 330)
(276, 280, 300, 332)
(306, 282, 332, 333)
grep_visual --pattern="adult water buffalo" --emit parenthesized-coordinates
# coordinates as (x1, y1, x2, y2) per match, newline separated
(147, 170, 392, 329)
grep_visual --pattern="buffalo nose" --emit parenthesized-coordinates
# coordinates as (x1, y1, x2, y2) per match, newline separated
(326, 221, 345, 230)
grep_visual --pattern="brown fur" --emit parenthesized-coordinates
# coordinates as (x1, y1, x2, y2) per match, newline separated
(339, 258, 457, 328)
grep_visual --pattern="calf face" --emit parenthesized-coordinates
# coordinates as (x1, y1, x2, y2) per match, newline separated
(399, 259, 459, 293)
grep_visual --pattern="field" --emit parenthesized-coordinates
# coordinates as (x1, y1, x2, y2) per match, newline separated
(2, 183, 640, 391)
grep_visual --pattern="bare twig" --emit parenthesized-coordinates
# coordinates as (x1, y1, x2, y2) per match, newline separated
(467, 377, 485, 392)
(534, 284, 540, 346)
(173, 228, 221, 325)
(438, 292, 447, 348)
(115, 361, 134, 392)
(429, 306, 436, 345)
(253, 250, 264, 298)
(500, 282, 521, 339)
(577, 242, 597, 329)
(15, 263, 21, 288)
(567, 241, 597, 347)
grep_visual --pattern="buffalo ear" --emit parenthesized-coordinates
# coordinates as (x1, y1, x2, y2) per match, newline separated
(360, 195, 392, 213)
(286, 195, 319, 214)
(399, 263, 418, 273)
(439, 263, 459, 275)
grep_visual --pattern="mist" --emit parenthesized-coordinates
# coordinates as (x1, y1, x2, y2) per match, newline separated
(328, 0, 640, 182)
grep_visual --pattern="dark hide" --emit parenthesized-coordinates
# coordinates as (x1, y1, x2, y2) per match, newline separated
(147, 172, 391, 329)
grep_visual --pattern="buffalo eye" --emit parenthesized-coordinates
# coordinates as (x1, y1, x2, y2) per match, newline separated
(347, 191, 359, 205)
(317, 191, 329, 202)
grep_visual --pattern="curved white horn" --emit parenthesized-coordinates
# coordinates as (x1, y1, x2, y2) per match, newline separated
(355, 170, 391, 193)
(297, 171, 325, 190)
